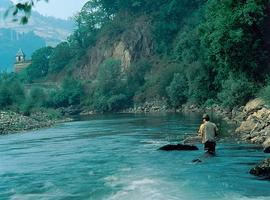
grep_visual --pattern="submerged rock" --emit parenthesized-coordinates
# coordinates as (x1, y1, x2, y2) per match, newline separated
(250, 158, 270, 179)
(159, 144, 199, 151)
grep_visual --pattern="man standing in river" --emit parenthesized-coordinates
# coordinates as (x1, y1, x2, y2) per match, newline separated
(198, 114, 218, 154)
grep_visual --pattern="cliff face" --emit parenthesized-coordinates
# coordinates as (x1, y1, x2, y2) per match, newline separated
(76, 17, 153, 79)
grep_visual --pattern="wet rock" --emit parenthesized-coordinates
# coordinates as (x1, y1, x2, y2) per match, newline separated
(250, 158, 270, 179)
(263, 138, 270, 153)
(159, 144, 199, 151)
(264, 147, 270, 153)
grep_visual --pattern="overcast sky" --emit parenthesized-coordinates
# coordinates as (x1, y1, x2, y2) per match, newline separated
(11, 0, 89, 19)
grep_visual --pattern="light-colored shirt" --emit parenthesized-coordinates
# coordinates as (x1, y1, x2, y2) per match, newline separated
(198, 121, 218, 143)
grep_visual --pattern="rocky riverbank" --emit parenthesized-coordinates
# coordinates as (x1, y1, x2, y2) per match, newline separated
(0, 110, 67, 134)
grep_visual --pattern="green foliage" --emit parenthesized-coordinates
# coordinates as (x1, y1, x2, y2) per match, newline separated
(0, 74, 26, 109)
(258, 80, 270, 105)
(21, 87, 47, 115)
(153, 0, 204, 54)
(8, 0, 270, 114)
(48, 78, 84, 108)
(217, 74, 256, 108)
(166, 73, 188, 108)
(126, 59, 152, 97)
(200, 0, 269, 79)
(26, 46, 53, 81)
(5, 0, 49, 24)
(49, 42, 71, 73)
(90, 58, 130, 112)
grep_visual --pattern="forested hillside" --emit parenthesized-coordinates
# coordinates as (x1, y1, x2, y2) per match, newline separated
(2, 0, 270, 114)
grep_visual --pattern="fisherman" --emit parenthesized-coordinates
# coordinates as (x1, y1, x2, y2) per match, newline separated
(198, 114, 218, 154)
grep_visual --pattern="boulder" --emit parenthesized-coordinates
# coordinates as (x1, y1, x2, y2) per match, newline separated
(159, 144, 199, 151)
(235, 119, 257, 134)
(243, 98, 265, 114)
(264, 147, 270, 153)
(250, 158, 270, 179)
(263, 138, 270, 153)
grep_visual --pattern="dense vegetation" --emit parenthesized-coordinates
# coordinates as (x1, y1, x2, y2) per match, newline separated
(2, 0, 270, 114)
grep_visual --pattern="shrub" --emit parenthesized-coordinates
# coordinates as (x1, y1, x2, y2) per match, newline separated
(218, 74, 256, 109)
(166, 73, 188, 108)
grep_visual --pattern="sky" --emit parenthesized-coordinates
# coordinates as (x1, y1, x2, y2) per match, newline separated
(11, 0, 89, 19)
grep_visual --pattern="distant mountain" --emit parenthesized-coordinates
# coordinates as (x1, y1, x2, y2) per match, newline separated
(0, 28, 45, 72)
(0, 0, 75, 71)
(0, 0, 74, 46)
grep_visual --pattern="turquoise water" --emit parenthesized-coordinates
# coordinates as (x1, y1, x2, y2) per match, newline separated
(0, 113, 269, 200)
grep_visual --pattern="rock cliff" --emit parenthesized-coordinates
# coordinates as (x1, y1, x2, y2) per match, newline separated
(234, 98, 270, 151)
(76, 16, 153, 79)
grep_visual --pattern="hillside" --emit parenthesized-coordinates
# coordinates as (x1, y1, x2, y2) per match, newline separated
(2, 0, 270, 115)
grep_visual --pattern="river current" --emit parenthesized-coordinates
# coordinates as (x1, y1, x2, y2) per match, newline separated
(0, 113, 269, 200)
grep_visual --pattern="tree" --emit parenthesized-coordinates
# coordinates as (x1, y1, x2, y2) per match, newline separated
(5, 0, 49, 24)
(26, 46, 53, 80)
(200, 0, 269, 80)
(49, 42, 71, 73)
(166, 73, 188, 108)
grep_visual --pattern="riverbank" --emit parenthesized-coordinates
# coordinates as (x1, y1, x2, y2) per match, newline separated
(0, 110, 71, 134)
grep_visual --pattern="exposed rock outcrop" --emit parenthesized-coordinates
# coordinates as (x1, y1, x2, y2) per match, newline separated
(234, 98, 270, 147)
(77, 16, 153, 79)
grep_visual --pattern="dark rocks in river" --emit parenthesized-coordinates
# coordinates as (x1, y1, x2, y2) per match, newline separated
(264, 147, 270, 153)
(250, 158, 270, 179)
(159, 144, 199, 151)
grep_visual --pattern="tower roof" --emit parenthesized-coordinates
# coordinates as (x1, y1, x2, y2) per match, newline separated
(16, 49, 25, 57)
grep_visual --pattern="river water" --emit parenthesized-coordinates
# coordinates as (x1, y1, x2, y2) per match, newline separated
(0, 113, 269, 200)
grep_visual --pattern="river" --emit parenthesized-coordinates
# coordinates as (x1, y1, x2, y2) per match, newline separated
(0, 113, 269, 200)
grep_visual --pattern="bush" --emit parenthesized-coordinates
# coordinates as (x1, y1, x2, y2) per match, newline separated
(107, 94, 128, 112)
(48, 78, 84, 108)
(166, 73, 188, 108)
(218, 74, 256, 109)
(258, 81, 270, 106)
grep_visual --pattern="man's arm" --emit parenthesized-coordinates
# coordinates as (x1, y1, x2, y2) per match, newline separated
(198, 124, 204, 137)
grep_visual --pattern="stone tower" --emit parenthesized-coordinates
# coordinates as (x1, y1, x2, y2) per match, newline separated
(14, 49, 31, 73)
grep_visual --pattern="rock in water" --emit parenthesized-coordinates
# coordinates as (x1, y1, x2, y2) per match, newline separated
(159, 144, 198, 151)
(250, 158, 270, 179)
(264, 147, 270, 153)
(263, 138, 270, 153)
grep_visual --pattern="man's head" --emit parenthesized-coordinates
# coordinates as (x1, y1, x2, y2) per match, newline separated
(202, 114, 210, 122)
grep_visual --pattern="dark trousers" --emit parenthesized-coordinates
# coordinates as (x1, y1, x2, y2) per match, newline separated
(204, 141, 216, 154)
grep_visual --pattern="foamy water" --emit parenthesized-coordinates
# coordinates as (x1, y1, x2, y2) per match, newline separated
(0, 113, 269, 200)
